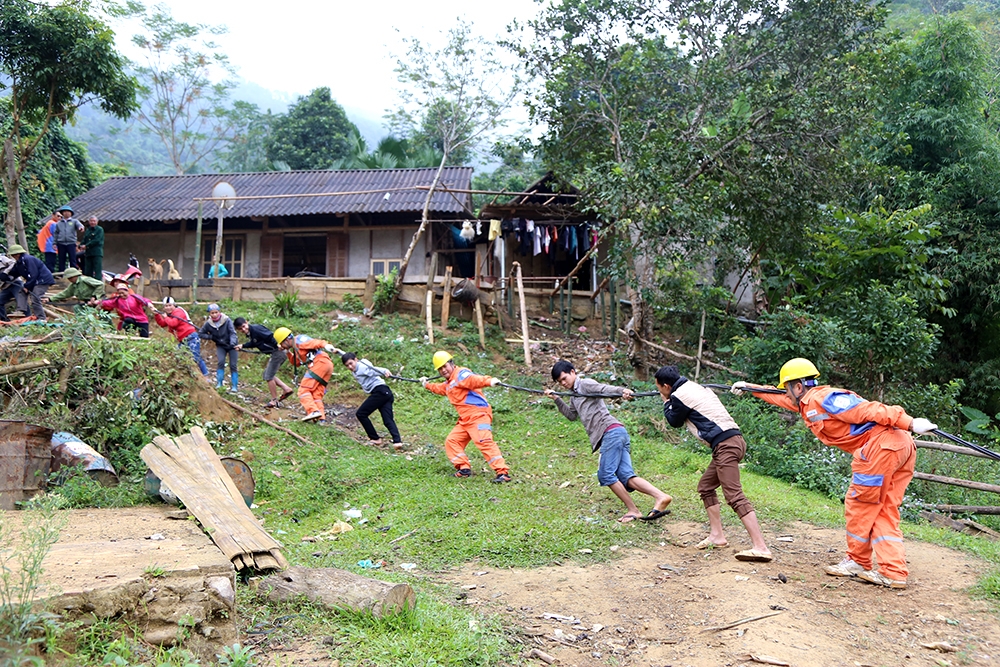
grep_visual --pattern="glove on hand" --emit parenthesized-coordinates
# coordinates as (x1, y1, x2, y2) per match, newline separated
(489, 377, 501, 387)
(911, 417, 938, 434)
(731, 381, 749, 396)
(323, 344, 337, 353)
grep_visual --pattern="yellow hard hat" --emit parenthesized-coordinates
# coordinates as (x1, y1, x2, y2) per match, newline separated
(432, 350, 453, 370)
(273, 327, 292, 345)
(778, 358, 820, 389)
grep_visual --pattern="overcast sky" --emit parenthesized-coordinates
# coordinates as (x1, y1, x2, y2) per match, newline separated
(114, 0, 542, 137)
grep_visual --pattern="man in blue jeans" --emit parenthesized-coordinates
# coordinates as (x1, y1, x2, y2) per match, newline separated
(545, 359, 673, 523)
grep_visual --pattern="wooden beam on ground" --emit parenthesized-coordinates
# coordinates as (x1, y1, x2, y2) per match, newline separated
(514, 262, 531, 367)
(913, 471, 1000, 495)
(441, 266, 452, 330)
(916, 440, 994, 460)
(0, 359, 51, 377)
(218, 396, 317, 448)
(259, 566, 415, 617)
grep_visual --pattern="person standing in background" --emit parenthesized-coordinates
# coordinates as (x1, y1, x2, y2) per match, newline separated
(36, 211, 59, 271)
(53, 206, 84, 272)
(80, 216, 104, 279)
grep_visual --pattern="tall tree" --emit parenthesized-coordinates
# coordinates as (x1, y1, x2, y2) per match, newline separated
(264, 88, 358, 170)
(388, 19, 520, 296)
(0, 0, 136, 247)
(212, 102, 276, 173)
(131, 4, 242, 174)
(516, 0, 888, 376)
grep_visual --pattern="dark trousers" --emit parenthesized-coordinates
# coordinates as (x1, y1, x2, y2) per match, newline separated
(84, 255, 102, 279)
(43, 252, 57, 271)
(57, 244, 78, 271)
(0, 281, 27, 321)
(356, 385, 401, 443)
(122, 318, 149, 338)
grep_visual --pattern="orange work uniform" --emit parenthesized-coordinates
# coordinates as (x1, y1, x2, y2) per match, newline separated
(756, 385, 916, 580)
(285, 335, 335, 415)
(425, 366, 509, 475)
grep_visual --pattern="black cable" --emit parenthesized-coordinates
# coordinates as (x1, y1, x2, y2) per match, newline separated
(387, 374, 656, 398)
(930, 429, 1000, 462)
(704, 383, 785, 395)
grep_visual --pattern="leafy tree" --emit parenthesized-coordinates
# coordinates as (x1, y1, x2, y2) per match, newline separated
(212, 102, 277, 173)
(264, 87, 358, 170)
(331, 132, 443, 170)
(515, 0, 889, 376)
(471, 139, 544, 210)
(0, 0, 136, 247)
(388, 19, 520, 296)
(131, 3, 245, 174)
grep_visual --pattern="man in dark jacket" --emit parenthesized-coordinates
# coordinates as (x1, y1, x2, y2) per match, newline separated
(54, 206, 84, 272)
(234, 317, 293, 407)
(0, 253, 28, 321)
(80, 216, 105, 279)
(7, 244, 54, 321)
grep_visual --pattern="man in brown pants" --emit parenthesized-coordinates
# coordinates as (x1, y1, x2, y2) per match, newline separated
(655, 365, 772, 561)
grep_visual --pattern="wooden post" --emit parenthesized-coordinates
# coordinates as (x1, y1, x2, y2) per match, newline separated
(514, 262, 531, 367)
(425, 290, 434, 345)
(567, 276, 573, 332)
(559, 284, 565, 332)
(363, 274, 376, 310)
(694, 309, 707, 381)
(420, 252, 438, 318)
(475, 299, 486, 350)
(609, 279, 617, 343)
(441, 266, 453, 329)
(913, 471, 1000, 494)
(233, 281, 243, 303)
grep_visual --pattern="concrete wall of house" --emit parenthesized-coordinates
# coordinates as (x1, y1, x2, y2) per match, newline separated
(104, 232, 185, 278)
(347, 228, 427, 280)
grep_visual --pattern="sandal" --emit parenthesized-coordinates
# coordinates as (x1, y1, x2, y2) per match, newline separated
(278, 389, 294, 402)
(264, 400, 279, 409)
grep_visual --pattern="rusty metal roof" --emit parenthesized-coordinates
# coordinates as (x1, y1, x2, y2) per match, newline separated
(64, 168, 474, 222)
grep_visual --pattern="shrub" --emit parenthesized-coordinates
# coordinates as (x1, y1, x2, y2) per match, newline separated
(371, 269, 400, 314)
(271, 290, 301, 318)
(731, 306, 840, 384)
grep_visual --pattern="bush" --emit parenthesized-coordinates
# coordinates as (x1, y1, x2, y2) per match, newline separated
(371, 269, 399, 314)
(271, 290, 301, 318)
(731, 307, 840, 384)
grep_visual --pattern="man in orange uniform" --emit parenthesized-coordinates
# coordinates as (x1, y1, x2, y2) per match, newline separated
(732, 358, 938, 589)
(279, 331, 340, 423)
(422, 350, 511, 483)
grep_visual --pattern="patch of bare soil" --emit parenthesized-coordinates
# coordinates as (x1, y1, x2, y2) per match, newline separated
(446, 521, 1000, 667)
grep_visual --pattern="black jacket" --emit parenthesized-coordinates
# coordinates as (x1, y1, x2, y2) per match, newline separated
(241, 323, 279, 353)
(663, 376, 741, 449)
(198, 314, 238, 350)
(10, 254, 54, 291)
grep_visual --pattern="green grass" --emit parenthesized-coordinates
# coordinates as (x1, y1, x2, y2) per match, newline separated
(31, 300, 1000, 664)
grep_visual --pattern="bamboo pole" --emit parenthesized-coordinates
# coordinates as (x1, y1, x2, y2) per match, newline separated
(218, 396, 317, 447)
(924, 504, 1000, 515)
(619, 329, 747, 377)
(475, 299, 485, 350)
(549, 242, 601, 297)
(425, 290, 435, 344)
(513, 262, 531, 367)
(916, 440, 995, 460)
(913, 471, 1000, 494)
(694, 309, 707, 382)
(441, 266, 452, 329)
(0, 359, 51, 376)
(419, 252, 438, 318)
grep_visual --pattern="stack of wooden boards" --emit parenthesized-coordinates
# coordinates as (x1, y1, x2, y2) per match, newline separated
(141, 426, 288, 571)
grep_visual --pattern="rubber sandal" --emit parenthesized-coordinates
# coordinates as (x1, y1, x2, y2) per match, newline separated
(695, 538, 728, 550)
(454, 468, 472, 478)
(278, 389, 294, 402)
(734, 549, 774, 563)
(638, 507, 671, 521)
(264, 400, 278, 409)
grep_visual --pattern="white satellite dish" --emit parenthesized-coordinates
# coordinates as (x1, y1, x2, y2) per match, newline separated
(212, 181, 236, 210)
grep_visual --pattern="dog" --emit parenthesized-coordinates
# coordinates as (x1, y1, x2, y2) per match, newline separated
(147, 258, 164, 283)
(167, 259, 181, 281)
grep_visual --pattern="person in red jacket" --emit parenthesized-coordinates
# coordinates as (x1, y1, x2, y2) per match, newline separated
(280, 332, 340, 422)
(152, 296, 208, 377)
(422, 350, 511, 483)
(96, 278, 152, 337)
(732, 358, 938, 589)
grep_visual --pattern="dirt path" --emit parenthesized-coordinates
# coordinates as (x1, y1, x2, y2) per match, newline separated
(445, 521, 999, 666)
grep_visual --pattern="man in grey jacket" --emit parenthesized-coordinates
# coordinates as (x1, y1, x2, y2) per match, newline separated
(54, 206, 84, 272)
(545, 359, 673, 523)
(342, 352, 403, 449)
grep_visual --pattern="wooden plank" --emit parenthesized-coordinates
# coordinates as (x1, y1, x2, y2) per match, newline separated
(420, 252, 438, 318)
(913, 471, 1000, 494)
(260, 235, 283, 279)
(441, 266, 453, 329)
(515, 262, 531, 367)
(232, 281, 242, 302)
(327, 233, 349, 277)
(923, 504, 1000, 515)
(475, 299, 485, 350)
(363, 274, 376, 310)
(916, 440, 994, 460)
(426, 290, 435, 345)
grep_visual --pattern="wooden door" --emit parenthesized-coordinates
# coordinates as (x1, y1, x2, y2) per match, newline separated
(260, 235, 283, 278)
(327, 233, 348, 277)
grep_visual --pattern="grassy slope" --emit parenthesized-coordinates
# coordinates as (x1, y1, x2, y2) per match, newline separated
(196, 301, 1000, 666)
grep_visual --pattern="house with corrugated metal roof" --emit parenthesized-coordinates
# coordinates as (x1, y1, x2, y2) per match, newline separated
(61, 167, 473, 283)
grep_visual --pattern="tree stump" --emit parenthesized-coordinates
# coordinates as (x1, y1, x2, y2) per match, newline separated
(258, 566, 416, 617)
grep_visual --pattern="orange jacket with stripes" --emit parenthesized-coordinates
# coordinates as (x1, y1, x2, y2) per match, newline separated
(425, 366, 494, 419)
(754, 385, 914, 455)
(285, 335, 334, 382)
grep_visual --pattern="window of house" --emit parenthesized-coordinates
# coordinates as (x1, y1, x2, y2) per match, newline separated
(371, 259, 402, 276)
(202, 237, 244, 278)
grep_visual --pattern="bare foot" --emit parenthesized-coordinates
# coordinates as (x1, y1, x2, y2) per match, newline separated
(618, 513, 642, 524)
(653, 494, 673, 512)
(367, 439, 384, 447)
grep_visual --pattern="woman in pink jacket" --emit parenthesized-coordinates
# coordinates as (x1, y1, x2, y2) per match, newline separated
(96, 277, 152, 337)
